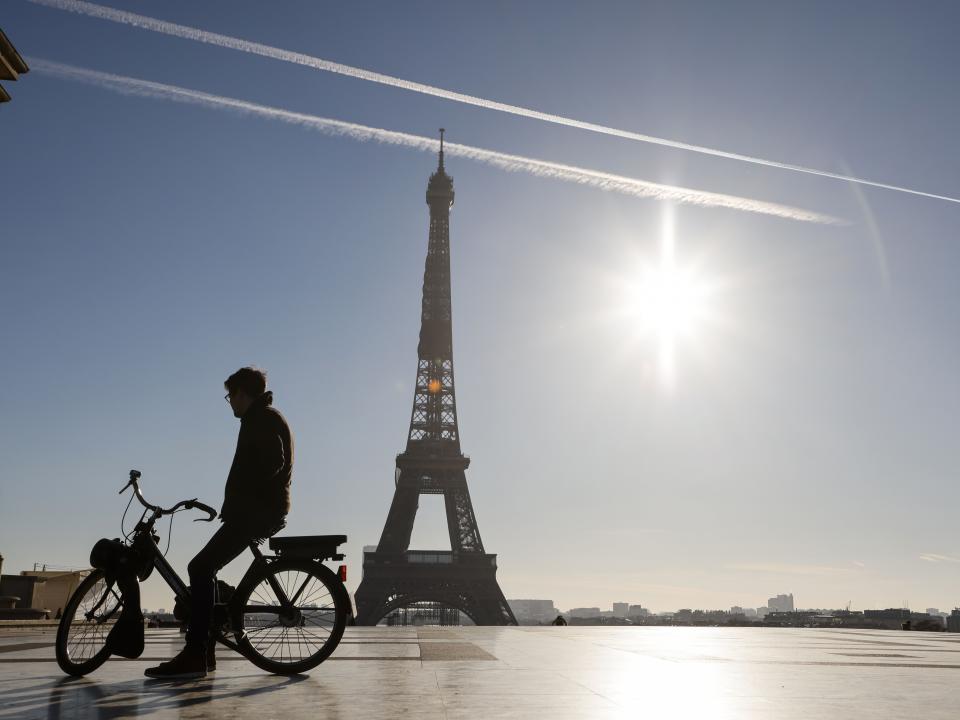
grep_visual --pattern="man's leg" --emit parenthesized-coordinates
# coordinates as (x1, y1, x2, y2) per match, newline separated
(185, 524, 251, 650)
(145, 524, 251, 679)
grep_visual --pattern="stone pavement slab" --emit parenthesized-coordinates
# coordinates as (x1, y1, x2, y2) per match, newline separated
(1, 626, 958, 718)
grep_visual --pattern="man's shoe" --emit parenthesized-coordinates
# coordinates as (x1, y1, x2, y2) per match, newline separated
(144, 646, 207, 679)
(207, 640, 216, 672)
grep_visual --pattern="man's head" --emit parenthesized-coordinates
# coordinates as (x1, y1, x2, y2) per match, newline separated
(224, 367, 267, 418)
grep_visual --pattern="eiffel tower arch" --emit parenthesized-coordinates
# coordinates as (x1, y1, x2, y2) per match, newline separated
(354, 132, 516, 626)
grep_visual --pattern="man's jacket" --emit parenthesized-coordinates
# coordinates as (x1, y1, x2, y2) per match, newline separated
(220, 391, 293, 532)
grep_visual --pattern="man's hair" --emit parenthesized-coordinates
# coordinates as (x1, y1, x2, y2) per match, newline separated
(225, 367, 267, 397)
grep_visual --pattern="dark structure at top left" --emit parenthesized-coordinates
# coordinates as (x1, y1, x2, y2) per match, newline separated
(0, 29, 29, 103)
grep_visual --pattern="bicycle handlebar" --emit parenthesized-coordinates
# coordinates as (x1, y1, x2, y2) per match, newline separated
(181, 499, 218, 523)
(121, 469, 217, 522)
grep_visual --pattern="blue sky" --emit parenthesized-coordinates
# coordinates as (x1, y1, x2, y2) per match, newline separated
(2, 0, 959, 613)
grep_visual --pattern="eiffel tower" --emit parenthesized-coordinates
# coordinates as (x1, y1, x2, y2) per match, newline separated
(354, 131, 517, 626)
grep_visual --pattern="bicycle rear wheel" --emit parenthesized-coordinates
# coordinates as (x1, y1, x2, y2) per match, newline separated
(232, 558, 348, 675)
(55, 569, 122, 676)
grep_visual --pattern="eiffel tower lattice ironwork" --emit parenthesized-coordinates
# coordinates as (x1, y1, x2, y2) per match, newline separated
(354, 131, 517, 626)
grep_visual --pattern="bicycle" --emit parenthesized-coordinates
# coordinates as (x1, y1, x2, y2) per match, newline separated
(56, 470, 350, 676)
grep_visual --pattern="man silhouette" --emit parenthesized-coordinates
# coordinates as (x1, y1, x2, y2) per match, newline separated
(145, 367, 293, 679)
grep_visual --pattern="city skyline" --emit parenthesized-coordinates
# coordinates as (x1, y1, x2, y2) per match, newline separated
(2, 1, 960, 615)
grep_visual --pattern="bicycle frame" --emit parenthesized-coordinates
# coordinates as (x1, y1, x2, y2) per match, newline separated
(129, 523, 286, 656)
(58, 471, 350, 678)
(111, 472, 346, 662)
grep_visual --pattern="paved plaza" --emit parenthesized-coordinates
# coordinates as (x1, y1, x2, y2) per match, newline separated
(1, 625, 958, 719)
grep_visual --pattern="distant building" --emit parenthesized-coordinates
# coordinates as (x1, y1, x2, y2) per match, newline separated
(743, 608, 758, 618)
(922, 615, 946, 630)
(767, 594, 794, 612)
(863, 608, 943, 631)
(764, 610, 818, 626)
(0, 28, 30, 103)
(568, 607, 601, 618)
(0, 573, 46, 618)
(360, 546, 377, 580)
(144, 611, 179, 628)
(18, 570, 89, 617)
(730, 606, 745, 616)
(0, 564, 90, 620)
(508, 599, 559, 624)
(628, 604, 649, 618)
(756, 606, 770, 618)
(947, 609, 960, 633)
(612, 602, 629, 618)
(664, 608, 755, 626)
(863, 608, 910, 623)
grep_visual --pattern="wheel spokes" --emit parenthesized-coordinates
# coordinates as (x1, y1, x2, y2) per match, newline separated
(242, 568, 339, 664)
(67, 577, 121, 662)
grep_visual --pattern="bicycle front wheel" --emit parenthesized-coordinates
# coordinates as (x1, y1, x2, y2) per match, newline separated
(55, 569, 122, 676)
(232, 558, 348, 675)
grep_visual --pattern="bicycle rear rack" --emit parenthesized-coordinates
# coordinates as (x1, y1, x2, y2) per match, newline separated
(269, 535, 347, 562)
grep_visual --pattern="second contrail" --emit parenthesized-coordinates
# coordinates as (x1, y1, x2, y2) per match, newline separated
(29, 59, 839, 224)
(26, 0, 960, 206)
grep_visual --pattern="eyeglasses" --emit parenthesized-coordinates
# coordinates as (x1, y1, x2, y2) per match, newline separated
(224, 393, 232, 403)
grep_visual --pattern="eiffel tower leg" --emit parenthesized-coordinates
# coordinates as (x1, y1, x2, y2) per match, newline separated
(444, 481, 482, 553)
(376, 485, 419, 553)
(461, 582, 517, 625)
(354, 579, 391, 626)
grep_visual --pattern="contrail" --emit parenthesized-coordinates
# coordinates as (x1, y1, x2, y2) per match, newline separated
(29, 59, 839, 224)
(26, 0, 960, 206)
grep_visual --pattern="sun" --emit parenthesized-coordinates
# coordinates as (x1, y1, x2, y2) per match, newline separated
(618, 206, 715, 387)
(625, 263, 708, 343)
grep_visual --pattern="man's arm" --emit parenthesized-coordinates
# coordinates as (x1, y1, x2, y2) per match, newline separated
(252, 418, 286, 483)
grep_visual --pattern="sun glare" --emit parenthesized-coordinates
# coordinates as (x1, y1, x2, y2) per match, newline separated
(619, 206, 715, 387)
(625, 263, 708, 342)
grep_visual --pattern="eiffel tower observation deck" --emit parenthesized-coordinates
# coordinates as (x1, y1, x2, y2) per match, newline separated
(354, 131, 517, 626)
